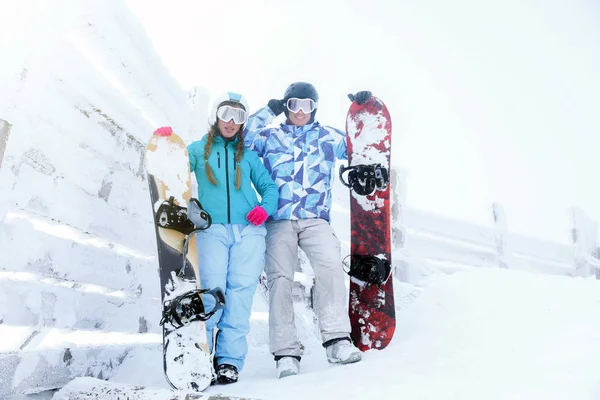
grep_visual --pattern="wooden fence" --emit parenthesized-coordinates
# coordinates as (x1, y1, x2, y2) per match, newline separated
(388, 168, 600, 283)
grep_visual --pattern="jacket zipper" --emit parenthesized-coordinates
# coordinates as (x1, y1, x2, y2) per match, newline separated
(224, 144, 231, 224)
(217, 152, 221, 168)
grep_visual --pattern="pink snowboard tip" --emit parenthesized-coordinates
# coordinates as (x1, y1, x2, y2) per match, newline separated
(154, 126, 173, 136)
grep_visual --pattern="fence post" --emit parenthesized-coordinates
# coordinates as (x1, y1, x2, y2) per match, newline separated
(596, 247, 600, 280)
(390, 166, 406, 250)
(571, 207, 598, 278)
(391, 166, 412, 282)
(0, 119, 13, 224)
(0, 119, 11, 170)
(491, 202, 509, 268)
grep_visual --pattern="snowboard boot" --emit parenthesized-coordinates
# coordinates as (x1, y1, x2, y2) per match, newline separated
(275, 356, 300, 379)
(324, 337, 362, 364)
(216, 364, 238, 384)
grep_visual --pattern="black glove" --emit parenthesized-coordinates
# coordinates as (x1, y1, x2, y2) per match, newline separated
(347, 91, 372, 105)
(267, 99, 286, 116)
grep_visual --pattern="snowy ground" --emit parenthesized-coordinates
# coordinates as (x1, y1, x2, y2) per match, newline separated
(50, 266, 600, 400)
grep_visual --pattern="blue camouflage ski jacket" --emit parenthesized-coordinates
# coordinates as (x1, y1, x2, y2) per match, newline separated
(244, 106, 347, 222)
(188, 134, 278, 225)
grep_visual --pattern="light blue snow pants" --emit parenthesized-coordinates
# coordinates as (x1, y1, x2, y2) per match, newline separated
(196, 223, 266, 371)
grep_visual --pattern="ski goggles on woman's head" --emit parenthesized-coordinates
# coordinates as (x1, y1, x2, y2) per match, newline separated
(217, 105, 248, 124)
(286, 98, 318, 114)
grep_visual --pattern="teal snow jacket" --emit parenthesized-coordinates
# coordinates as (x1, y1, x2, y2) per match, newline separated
(188, 134, 278, 224)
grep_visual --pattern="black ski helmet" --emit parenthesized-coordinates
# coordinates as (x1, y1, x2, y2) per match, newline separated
(283, 82, 319, 124)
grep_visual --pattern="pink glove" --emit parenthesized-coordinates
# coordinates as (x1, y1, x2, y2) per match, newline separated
(246, 206, 268, 226)
(154, 126, 173, 136)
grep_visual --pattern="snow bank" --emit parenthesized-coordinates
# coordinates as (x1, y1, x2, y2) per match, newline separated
(0, 0, 207, 397)
(53, 376, 258, 400)
(65, 268, 600, 400)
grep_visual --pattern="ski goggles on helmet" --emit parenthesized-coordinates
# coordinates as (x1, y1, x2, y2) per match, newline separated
(217, 105, 248, 124)
(286, 98, 318, 114)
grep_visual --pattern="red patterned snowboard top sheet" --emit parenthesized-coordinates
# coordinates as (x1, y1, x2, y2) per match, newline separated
(342, 96, 395, 351)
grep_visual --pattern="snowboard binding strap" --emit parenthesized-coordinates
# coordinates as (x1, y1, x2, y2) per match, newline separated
(156, 197, 212, 235)
(339, 164, 389, 196)
(345, 254, 391, 286)
(160, 287, 226, 329)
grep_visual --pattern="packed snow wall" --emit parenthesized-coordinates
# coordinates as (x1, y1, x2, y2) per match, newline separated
(0, 0, 208, 396)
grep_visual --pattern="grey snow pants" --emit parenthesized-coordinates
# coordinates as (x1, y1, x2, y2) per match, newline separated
(265, 218, 351, 357)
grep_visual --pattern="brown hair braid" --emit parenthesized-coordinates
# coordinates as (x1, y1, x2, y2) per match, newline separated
(203, 124, 219, 186)
(234, 130, 245, 190)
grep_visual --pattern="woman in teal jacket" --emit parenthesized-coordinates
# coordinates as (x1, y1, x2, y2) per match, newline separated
(188, 92, 278, 385)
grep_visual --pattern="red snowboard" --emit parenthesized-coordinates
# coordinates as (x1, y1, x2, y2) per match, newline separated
(341, 96, 394, 351)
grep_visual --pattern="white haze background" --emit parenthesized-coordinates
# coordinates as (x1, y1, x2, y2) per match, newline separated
(125, 0, 600, 245)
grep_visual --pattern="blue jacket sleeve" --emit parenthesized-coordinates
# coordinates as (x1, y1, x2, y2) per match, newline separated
(187, 143, 198, 172)
(323, 125, 348, 160)
(248, 153, 279, 216)
(243, 106, 275, 156)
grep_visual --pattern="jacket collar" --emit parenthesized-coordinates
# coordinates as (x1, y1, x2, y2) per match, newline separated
(211, 133, 239, 146)
(280, 121, 320, 135)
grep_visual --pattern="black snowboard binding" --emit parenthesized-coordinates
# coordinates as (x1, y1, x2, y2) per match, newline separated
(160, 287, 226, 329)
(339, 164, 389, 196)
(156, 197, 212, 235)
(345, 254, 391, 286)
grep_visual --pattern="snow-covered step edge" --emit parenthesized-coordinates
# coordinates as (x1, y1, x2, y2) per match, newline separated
(52, 377, 261, 400)
(1, 209, 160, 298)
(10, 164, 155, 251)
(52, 377, 258, 400)
(0, 276, 161, 342)
(0, 343, 158, 398)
